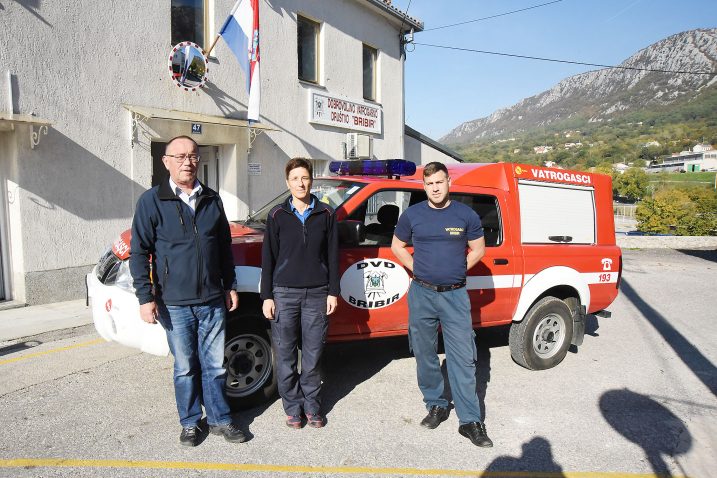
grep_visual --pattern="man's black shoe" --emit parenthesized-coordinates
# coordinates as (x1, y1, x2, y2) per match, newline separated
(458, 422, 493, 447)
(420, 406, 449, 429)
(179, 426, 200, 447)
(209, 423, 247, 443)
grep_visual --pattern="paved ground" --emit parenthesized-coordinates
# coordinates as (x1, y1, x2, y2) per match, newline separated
(0, 248, 715, 477)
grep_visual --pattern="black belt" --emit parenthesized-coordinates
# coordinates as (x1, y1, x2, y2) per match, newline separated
(413, 277, 466, 292)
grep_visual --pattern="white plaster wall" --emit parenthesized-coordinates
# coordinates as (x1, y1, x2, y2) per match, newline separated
(0, 0, 409, 303)
(250, 0, 406, 209)
(404, 135, 461, 166)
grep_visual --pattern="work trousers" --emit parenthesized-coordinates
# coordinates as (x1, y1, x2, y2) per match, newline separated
(407, 281, 483, 425)
(157, 297, 232, 428)
(271, 285, 329, 417)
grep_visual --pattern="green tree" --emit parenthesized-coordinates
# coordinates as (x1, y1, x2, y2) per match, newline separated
(636, 189, 692, 234)
(614, 167, 649, 201)
(636, 187, 717, 235)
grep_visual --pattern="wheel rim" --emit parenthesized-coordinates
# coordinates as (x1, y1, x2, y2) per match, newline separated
(224, 333, 273, 397)
(532, 313, 565, 358)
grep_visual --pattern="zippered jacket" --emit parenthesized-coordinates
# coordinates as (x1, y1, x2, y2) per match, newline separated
(130, 179, 236, 306)
(260, 194, 340, 300)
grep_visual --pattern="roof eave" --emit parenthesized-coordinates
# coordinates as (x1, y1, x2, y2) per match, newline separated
(362, 0, 424, 32)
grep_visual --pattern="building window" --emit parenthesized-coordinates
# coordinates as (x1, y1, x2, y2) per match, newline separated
(171, 0, 206, 47)
(298, 15, 320, 83)
(363, 44, 377, 101)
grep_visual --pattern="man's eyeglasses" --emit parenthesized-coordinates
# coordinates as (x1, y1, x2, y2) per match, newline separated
(164, 153, 201, 164)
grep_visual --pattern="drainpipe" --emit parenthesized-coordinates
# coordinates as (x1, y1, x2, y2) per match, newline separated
(6, 70, 14, 113)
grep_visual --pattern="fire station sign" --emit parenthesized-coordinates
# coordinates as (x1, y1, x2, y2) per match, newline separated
(309, 90, 382, 134)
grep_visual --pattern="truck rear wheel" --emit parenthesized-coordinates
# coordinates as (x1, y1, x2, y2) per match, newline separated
(509, 296, 574, 370)
(224, 313, 277, 409)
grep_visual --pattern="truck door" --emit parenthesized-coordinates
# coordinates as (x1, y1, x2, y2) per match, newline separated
(330, 187, 425, 338)
(452, 190, 519, 326)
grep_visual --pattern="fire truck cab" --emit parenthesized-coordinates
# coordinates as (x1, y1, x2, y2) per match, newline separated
(87, 160, 621, 408)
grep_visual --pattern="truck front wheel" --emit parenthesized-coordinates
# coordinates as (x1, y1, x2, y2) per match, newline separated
(509, 296, 574, 370)
(224, 314, 277, 409)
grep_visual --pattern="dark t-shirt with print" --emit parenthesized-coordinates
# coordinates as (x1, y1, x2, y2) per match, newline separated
(394, 200, 483, 285)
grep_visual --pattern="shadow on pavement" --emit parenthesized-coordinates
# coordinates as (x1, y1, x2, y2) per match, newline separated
(481, 437, 565, 476)
(320, 326, 505, 421)
(676, 249, 717, 263)
(320, 336, 413, 416)
(0, 340, 42, 357)
(600, 388, 692, 477)
(620, 278, 717, 397)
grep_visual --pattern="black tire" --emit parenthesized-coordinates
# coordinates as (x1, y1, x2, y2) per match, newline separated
(509, 296, 574, 370)
(224, 313, 277, 409)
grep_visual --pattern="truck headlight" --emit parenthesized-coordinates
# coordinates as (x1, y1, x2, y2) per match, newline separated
(114, 259, 135, 293)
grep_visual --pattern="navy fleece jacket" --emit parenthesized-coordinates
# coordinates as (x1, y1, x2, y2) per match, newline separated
(130, 179, 236, 306)
(260, 194, 340, 300)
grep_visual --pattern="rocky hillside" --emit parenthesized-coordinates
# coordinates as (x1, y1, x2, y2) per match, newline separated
(441, 28, 717, 146)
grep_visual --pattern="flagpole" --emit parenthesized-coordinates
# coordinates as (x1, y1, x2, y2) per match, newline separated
(205, 34, 222, 57)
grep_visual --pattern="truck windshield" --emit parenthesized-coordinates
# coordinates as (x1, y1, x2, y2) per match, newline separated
(242, 179, 365, 227)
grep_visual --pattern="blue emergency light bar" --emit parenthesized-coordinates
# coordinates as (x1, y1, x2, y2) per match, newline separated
(329, 159, 417, 177)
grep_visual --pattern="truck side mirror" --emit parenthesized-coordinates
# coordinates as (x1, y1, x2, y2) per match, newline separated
(338, 220, 365, 246)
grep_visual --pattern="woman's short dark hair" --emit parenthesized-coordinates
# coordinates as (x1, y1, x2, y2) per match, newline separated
(285, 158, 313, 179)
(423, 161, 449, 178)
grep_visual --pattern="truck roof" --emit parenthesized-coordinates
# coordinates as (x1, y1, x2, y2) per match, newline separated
(325, 162, 607, 191)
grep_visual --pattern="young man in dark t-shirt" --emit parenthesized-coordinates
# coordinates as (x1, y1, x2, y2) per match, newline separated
(391, 161, 493, 447)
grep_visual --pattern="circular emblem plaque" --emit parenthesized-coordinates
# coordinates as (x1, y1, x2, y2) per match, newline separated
(340, 258, 410, 309)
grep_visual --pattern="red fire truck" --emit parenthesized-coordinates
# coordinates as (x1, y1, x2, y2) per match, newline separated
(87, 160, 621, 408)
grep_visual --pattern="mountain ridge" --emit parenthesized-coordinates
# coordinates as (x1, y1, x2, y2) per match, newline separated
(440, 28, 717, 146)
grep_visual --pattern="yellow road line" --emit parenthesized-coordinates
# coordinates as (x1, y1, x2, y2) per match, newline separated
(0, 338, 105, 366)
(0, 458, 687, 477)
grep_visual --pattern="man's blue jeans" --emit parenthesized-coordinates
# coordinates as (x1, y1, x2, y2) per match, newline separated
(157, 298, 232, 428)
(407, 281, 483, 425)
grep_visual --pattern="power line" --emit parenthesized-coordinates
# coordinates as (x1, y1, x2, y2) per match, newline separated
(412, 42, 717, 76)
(422, 0, 563, 32)
(398, 0, 414, 34)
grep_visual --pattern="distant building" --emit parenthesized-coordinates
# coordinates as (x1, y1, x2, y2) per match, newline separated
(642, 141, 661, 148)
(613, 163, 630, 174)
(646, 145, 717, 173)
(693, 143, 714, 153)
(564, 142, 583, 149)
(534, 145, 553, 154)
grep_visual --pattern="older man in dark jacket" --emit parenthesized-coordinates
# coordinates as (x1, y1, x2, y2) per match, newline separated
(130, 135, 243, 447)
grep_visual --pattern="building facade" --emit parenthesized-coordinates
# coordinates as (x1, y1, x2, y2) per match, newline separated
(0, 1, 458, 305)
(646, 146, 717, 173)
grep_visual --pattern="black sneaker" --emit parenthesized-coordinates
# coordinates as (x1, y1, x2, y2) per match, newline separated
(179, 426, 200, 447)
(458, 422, 493, 447)
(209, 423, 247, 443)
(420, 406, 449, 429)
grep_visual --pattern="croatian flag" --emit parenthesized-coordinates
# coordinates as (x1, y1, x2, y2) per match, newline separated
(219, 0, 261, 121)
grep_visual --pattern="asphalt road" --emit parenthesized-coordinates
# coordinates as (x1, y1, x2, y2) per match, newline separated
(0, 248, 715, 478)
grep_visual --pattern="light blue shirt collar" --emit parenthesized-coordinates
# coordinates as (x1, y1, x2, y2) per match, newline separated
(290, 198, 315, 224)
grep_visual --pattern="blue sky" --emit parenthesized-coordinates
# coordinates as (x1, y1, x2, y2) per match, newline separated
(392, 0, 717, 140)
